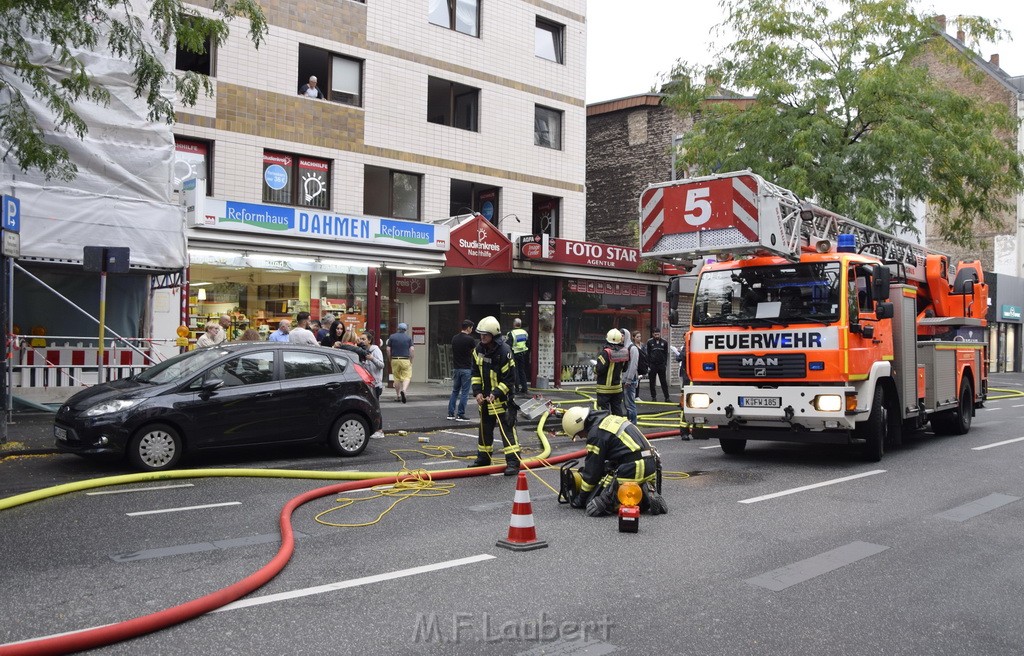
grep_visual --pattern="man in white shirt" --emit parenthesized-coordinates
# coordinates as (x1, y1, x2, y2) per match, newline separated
(288, 312, 319, 346)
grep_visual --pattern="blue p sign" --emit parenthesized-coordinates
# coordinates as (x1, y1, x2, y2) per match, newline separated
(2, 195, 19, 234)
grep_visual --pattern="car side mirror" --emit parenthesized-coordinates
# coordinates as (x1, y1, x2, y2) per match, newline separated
(200, 378, 224, 396)
(874, 302, 894, 319)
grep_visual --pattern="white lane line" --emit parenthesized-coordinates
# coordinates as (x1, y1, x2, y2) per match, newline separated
(739, 470, 886, 504)
(972, 436, 1024, 451)
(420, 459, 459, 466)
(215, 554, 497, 612)
(87, 483, 195, 496)
(980, 408, 1002, 412)
(438, 430, 477, 438)
(126, 502, 241, 517)
(699, 445, 722, 450)
(1012, 404, 1024, 408)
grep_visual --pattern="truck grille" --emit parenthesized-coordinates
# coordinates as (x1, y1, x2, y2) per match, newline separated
(717, 353, 806, 379)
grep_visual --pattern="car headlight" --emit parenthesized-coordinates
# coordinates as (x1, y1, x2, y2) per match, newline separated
(812, 394, 843, 412)
(84, 398, 143, 417)
(686, 393, 711, 409)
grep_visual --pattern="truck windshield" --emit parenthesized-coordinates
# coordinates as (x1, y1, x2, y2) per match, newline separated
(692, 262, 842, 327)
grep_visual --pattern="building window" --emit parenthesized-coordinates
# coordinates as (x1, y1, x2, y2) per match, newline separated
(175, 17, 214, 75)
(262, 151, 331, 209)
(534, 105, 562, 149)
(450, 180, 500, 223)
(428, 77, 480, 131)
(428, 0, 479, 37)
(174, 137, 212, 194)
(533, 194, 559, 237)
(298, 44, 363, 106)
(535, 17, 564, 64)
(364, 166, 422, 220)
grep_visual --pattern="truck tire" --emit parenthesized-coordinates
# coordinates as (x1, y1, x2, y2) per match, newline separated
(856, 387, 887, 462)
(719, 438, 746, 455)
(931, 378, 973, 436)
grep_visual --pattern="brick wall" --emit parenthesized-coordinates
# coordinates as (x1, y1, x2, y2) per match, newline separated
(916, 37, 1019, 271)
(586, 100, 692, 247)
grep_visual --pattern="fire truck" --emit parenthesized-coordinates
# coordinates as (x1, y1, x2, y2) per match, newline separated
(639, 171, 988, 461)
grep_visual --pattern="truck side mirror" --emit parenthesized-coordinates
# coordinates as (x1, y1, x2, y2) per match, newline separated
(872, 264, 891, 301)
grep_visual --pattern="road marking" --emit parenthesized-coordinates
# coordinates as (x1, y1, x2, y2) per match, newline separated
(934, 494, 1020, 522)
(980, 407, 1001, 412)
(87, 483, 194, 496)
(126, 501, 241, 517)
(111, 532, 307, 562)
(438, 430, 477, 438)
(699, 445, 721, 450)
(215, 554, 496, 611)
(1012, 404, 1024, 408)
(972, 436, 1024, 451)
(420, 459, 459, 466)
(739, 470, 886, 504)
(746, 541, 889, 591)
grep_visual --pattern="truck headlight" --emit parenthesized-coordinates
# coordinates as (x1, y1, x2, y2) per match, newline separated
(812, 394, 843, 412)
(686, 393, 711, 409)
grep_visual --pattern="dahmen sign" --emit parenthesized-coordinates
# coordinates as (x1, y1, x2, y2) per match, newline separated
(520, 235, 640, 271)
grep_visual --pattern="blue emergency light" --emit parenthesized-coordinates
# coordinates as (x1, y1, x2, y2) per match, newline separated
(837, 234, 857, 253)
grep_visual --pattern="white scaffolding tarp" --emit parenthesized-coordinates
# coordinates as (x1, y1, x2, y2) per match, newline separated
(0, 0, 186, 270)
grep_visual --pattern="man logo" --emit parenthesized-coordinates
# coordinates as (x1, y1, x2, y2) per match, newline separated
(742, 357, 779, 366)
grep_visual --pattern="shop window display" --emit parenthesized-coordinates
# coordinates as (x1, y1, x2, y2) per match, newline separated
(561, 281, 651, 383)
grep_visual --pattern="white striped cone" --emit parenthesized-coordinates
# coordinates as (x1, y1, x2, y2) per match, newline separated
(496, 471, 548, 551)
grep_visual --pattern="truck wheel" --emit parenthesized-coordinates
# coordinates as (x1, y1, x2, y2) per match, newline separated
(856, 387, 887, 462)
(932, 378, 973, 436)
(719, 438, 746, 455)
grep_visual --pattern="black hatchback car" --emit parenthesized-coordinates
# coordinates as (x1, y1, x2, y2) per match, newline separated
(54, 342, 382, 471)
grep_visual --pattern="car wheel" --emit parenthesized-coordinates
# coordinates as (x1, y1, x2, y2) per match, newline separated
(719, 438, 746, 455)
(329, 414, 369, 457)
(856, 387, 887, 462)
(932, 378, 973, 436)
(128, 423, 183, 472)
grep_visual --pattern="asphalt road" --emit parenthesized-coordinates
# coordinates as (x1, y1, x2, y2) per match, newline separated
(2, 375, 1024, 655)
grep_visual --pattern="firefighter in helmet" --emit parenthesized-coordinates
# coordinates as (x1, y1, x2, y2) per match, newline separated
(560, 406, 667, 517)
(594, 328, 628, 417)
(469, 316, 522, 476)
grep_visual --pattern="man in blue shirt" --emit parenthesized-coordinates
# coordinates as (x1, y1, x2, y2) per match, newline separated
(268, 320, 291, 342)
(386, 322, 415, 403)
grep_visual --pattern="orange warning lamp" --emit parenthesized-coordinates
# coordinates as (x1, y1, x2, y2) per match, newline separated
(617, 481, 642, 506)
(617, 481, 642, 533)
(176, 325, 191, 338)
(30, 325, 47, 347)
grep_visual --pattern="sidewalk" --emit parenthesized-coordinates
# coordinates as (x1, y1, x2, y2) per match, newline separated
(0, 383, 554, 457)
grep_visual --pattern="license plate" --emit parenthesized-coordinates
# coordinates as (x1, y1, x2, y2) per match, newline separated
(739, 396, 781, 408)
(54, 426, 68, 441)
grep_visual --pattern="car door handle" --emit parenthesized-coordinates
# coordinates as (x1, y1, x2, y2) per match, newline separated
(324, 382, 342, 390)
(253, 392, 274, 399)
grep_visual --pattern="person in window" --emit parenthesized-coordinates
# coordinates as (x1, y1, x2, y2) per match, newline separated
(195, 322, 221, 348)
(299, 75, 324, 99)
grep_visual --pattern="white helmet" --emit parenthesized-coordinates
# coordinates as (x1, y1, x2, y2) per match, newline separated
(477, 315, 501, 336)
(605, 329, 623, 344)
(561, 406, 590, 439)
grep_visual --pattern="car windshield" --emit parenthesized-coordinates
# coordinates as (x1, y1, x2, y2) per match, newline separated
(136, 348, 232, 385)
(692, 262, 842, 327)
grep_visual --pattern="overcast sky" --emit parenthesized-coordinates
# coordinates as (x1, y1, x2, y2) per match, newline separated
(586, 0, 1023, 104)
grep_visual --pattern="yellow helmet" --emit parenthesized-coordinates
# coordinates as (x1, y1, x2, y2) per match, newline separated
(561, 406, 590, 439)
(477, 315, 501, 336)
(605, 329, 623, 344)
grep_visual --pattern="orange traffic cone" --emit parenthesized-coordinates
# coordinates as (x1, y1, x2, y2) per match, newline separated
(496, 471, 549, 551)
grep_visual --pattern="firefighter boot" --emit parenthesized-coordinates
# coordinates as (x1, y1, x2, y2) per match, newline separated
(469, 453, 491, 467)
(503, 455, 521, 476)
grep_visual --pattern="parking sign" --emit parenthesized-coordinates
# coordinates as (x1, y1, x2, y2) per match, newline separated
(2, 195, 19, 233)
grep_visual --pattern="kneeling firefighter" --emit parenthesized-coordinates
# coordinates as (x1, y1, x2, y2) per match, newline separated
(559, 406, 667, 517)
(469, 315, 522, 476)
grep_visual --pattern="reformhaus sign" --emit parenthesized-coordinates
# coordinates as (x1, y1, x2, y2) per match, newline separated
(1000, 304, 1022, 321)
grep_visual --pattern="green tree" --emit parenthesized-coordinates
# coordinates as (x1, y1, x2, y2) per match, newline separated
(0, 0, 267, 181)
(665, 0, 1023, 246)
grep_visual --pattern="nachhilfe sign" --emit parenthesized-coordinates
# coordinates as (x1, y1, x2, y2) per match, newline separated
(691, 328, 839, 352)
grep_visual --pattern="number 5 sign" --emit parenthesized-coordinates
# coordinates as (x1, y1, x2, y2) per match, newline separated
(2, 195, 20, 234)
